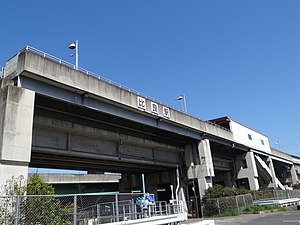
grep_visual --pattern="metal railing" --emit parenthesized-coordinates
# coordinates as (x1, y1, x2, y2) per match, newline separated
(0, 67, 4, 78)
(3, 45, 231, 133)
(0, 193, 180, 225)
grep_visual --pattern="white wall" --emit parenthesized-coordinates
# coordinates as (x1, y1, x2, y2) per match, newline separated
(230, 121, 271, 153)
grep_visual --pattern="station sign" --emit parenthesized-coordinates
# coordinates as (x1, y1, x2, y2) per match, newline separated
(137, 96, 170, 119)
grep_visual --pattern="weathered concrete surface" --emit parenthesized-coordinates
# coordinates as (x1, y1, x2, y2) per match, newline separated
(236, 152, 259, 190)
(32, 115, 183, 172)
(7, 50, 234, 143)
(271, 148, 293, 162)
(31, 173, 121, 184)
(0, 83, 35, 192)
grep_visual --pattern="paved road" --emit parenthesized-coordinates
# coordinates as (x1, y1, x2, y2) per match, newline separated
(185, 210, 300, 225)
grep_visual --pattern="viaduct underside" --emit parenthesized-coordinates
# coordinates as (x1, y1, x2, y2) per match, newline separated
(31, 94, 190, 174)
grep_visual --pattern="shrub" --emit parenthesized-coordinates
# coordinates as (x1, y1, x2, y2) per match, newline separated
(293, 183, 300, 189)
(203, 184, 251, 199)
(1, 174, 71, 225)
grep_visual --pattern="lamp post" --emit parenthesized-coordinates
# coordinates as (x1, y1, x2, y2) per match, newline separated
(69, 40, 79, 69)
(176, 94, 187, 113)
(142, 173, 146, 194)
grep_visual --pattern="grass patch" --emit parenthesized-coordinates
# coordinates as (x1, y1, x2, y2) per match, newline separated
(213, 210, 240, 217)
(243, 204, 286, 213)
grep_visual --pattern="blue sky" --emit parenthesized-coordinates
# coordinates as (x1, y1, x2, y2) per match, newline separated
(1, 1, 300, 157)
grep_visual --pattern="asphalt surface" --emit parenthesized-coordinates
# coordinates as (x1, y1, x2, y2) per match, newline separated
(185, 210, 300, 225)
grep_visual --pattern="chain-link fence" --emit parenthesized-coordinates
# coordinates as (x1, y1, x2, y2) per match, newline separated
(202, 194, 253, 217)
(252, 189, 300, 201)
(202, 190, 300, 217)
(0, 193, 179, 225)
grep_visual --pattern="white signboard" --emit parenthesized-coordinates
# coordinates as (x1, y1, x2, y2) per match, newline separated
(151, 102, 159, 115)
(163, 106, 170, 119)
(137, 96, 170, 119)
(137, 96, 146, 110)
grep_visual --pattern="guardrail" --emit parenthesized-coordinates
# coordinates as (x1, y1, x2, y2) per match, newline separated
(4, 45, 231, 133)
(0, 67, 4, 78)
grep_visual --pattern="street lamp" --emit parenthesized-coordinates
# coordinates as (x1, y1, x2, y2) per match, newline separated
(175, 94, 187, 113)
(69, 40, 79, 69)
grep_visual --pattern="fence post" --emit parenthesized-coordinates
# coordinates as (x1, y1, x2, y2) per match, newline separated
(14, 195, 20, 225)
(73, 195, 77, 225)
(217, 199, 220, 215)
(97, 204, 100, 218)
(115, 193, 119, 222)
(235, 196, 239, 213)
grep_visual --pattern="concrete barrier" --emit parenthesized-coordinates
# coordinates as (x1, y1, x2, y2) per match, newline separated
(92, 213, 187, 225)
(254, 198, 300, 207)
(183, 220, 215, 225)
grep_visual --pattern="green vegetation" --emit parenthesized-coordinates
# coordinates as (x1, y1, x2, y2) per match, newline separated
(213, 210, 240, 217)
(0, 174, 72, 225)
(203, 184, 251, 199)
(2, 175, 26, 195)
(292, 183, 300, 189)
(243, 204, 287, 213)
(20, 174, 71, 224)
(26, 173, 55, 195)
(202, 185, 293, 218)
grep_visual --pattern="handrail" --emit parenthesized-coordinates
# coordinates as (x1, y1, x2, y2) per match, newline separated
(0, 67, 4, 78)
(6, 45, 231, 133)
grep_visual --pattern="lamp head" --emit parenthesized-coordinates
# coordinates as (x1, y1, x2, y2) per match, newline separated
(69, 43, 76, 49)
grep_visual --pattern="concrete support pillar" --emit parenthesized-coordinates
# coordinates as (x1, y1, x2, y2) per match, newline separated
(290, 165, 299, 185)
(186, 139, 214, 198)
(236, 151, 259, 190)
(267, 157, 277, 189)
(119, 174, 140, 193)
(0, 82, 35, 194)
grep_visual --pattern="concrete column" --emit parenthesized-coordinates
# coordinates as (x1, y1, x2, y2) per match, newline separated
(236, 152, 259, 190)
(186, 139, 214, 198)
(267, 157, 277, 189)
(0, 83, 35, 194)
(119, 174, 145, 193)
(290, 164, 299, 185)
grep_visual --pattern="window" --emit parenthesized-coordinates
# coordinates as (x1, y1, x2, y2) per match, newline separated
(261, 139, 265, 145)
(248, 134, 252, 140)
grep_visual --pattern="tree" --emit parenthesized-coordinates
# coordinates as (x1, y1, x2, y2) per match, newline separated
(0, 176, 26, 224)
(20, 174, 70, 224)
(2, 175, 26, 196)
(1, 174, 71, 224)
(26, 173, 55, 195)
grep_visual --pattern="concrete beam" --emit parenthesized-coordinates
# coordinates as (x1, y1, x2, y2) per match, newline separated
(31, 173, 121, 184)
(9, 50, 234, 144)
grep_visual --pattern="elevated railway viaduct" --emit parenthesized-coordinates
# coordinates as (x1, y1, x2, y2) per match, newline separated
(1, 47, 299, 214)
